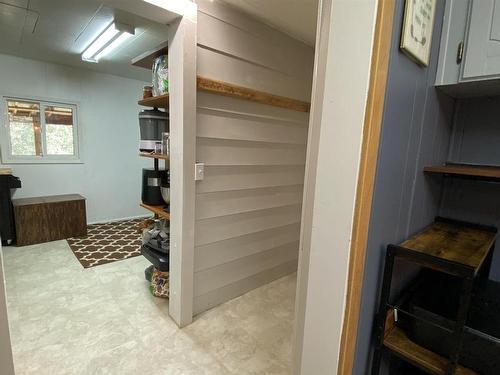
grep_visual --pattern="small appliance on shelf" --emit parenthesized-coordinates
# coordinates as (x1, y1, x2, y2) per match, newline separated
(142, 168, 169, 205)
(139, 109, 169, 152)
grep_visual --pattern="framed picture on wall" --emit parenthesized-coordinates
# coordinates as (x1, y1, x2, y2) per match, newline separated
(400, 0, 436, 66)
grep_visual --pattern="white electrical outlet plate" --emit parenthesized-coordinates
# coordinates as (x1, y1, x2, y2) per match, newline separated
(195, 162, 205, 181)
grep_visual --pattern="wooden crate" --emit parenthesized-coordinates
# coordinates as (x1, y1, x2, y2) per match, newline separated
(13, 194, 87, 246)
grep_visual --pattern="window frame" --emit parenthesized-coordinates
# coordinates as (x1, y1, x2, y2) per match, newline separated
(1, 95, 82, 164)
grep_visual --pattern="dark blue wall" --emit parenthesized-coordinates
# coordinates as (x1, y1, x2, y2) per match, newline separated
(440, 96, 500, 282)
(352, 1, 454, 373)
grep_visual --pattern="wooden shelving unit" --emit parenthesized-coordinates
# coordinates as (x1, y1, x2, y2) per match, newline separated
(140, 203, 170, 220)
(384, 327, 477, 375)
(424, 163, 500, 181)
(138, 93, 169, 109)
(400, 220, 496, 276)
(372, 217, 497, 374)
(139, 152, 169, 161)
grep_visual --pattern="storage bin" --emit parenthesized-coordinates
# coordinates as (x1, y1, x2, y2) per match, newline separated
(408, 272, 500, 375)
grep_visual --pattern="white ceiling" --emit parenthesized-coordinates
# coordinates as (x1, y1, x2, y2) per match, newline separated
(220, 0, 319, 46)
(0, 0, 170, 81)
(0, 0, 318, 82)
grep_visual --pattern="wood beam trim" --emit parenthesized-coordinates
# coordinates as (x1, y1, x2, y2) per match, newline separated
(196, 75, 311, 113)
(337, 0, 396, 373)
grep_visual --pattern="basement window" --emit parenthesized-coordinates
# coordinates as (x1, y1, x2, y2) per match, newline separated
(1, 97, 81, 163)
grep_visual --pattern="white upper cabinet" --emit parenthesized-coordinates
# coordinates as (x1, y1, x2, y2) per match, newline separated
(436, 0, 500, 95)
(463, 0, 500, 79)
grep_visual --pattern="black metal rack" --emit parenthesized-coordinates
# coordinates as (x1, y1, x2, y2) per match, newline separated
(0, 174, 21, 245)
(371, 217, 497, 375)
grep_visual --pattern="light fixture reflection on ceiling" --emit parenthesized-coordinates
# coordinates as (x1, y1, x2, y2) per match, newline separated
(81, 21, 134, 63)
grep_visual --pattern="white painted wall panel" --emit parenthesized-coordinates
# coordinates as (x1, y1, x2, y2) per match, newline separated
(194, 242, 299, 296)
(194, 223, 301, 271)
(196, 1, 314, 99)
(193, 260, 298, 314)
(197, 165, 306, 193)
(197, 138, 307, 166)
(196, 185, 303, 219)
(193, 0, 313, 314)
(197, 91, 309, 123)
(0, 245, 15, 375)
(197, 47, 312, 101)
(197, 108, 308, 145)
(195, 204, 302, 246)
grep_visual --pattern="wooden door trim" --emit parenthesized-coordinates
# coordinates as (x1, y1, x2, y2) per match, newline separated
(337, 0, 396, 373)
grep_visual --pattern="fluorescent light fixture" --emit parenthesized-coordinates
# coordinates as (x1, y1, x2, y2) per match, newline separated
(82, 21, 134, 63)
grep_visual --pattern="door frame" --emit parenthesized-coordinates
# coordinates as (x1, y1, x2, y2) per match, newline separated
(293, 0, 396, 373)
(337, 0, 396, 373)
(0, 244, 15, 375)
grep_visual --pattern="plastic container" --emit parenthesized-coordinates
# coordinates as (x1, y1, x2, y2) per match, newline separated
(152, 55, 168, 96)
(408, 272, 500, 375)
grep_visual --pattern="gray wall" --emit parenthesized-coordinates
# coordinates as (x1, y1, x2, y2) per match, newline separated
(0, 54, 150, 223)
(441, 96, 500, 281)
(353, 1, 455, 373)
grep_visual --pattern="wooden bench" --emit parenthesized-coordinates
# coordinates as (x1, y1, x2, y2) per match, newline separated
(13, 194, 87, 246)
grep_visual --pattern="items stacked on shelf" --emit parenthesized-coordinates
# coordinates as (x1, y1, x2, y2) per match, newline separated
(135, 47, 171, 298)
(138, 82, 170, 219)
(372, 217, 497, 375)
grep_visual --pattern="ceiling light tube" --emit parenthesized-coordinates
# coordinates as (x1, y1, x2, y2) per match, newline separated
(82, 21, 134, 63)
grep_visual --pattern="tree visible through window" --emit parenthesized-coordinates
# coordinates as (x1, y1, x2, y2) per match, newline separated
(2, 98, 79, 163)
(44, 105, 75, 155)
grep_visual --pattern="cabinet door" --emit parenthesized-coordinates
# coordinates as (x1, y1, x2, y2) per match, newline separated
(462, 0, 500, 80)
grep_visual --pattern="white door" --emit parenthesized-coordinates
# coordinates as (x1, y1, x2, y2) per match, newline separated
(463, 0, 500, 80)
(0, 243, 15, 375)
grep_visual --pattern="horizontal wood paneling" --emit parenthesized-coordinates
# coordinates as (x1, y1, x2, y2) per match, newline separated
(193, 0, 312, 314)
(196, 185, 303, 219)
(197, 138, 307, 166)
(198, 91, 309, 123)
(194, 223, 301, 272)
(195, 205, 302, 247)
(197, 165, 306, 193)
(197, 107, 307, 145)
(193, 260, 298, 315)
(197, 47, 312, 101)
(197, 10, 311, 81)
(194, 242, 299, 297)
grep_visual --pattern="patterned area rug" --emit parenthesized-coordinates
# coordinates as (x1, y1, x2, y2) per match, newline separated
(67, 218, 142, 268)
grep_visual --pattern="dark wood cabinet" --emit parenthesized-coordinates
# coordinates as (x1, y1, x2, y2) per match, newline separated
(13, 194, 87, 246)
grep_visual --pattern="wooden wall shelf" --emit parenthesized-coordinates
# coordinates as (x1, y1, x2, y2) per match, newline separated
(197, 76, 311, 113)
(197, 76, 311, 112)
(384, 327, 477, 375)
(137, 77, 311, 113)
(424, 164, 500, 181)
(140, 203, 170, 220)
(138, 94, 169, 109)
(131, 41, 168, 69)
(139, 152, 169, 161)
